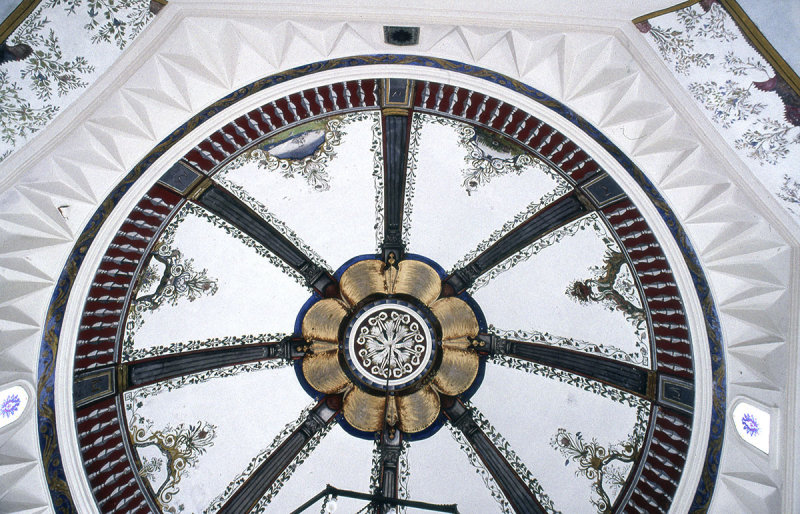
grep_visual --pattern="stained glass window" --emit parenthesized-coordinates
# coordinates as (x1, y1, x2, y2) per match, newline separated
(0, 385, 29, 430)
(732, 401, 770, 454)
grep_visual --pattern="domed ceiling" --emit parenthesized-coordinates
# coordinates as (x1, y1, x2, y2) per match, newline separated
(0, 1, 798, 514)
(54, 74, 712, 513)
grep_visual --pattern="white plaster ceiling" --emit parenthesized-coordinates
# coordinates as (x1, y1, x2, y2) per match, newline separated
(0, 1, 797, 513)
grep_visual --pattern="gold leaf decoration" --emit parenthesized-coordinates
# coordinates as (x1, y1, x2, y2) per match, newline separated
(394, 260, 441, 305)
(430, 297, 479, 340)
(397, 386, 440, 433)
(343, 387, 386, 432)
(301, 298, 348, 342)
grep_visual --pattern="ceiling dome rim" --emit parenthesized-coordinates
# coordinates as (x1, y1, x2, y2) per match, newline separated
(46, 56, 722, 513)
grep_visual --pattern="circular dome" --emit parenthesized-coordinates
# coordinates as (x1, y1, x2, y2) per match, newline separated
(41, 62, 721, 514)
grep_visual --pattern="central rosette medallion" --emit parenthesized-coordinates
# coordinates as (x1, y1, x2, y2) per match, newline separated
(299, 258, 482, 434)
(345, 299, 437, 391)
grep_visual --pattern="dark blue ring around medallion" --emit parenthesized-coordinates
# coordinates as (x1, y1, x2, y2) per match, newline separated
(343, 298, 438, 392)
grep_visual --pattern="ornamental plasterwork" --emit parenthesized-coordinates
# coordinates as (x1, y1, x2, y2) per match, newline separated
(4, 6, 787, 510)
(639, 0, 800, 219)
(1, 0, 153, 161)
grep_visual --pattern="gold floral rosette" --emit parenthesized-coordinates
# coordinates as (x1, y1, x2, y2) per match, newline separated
(300, 259, 481, 433)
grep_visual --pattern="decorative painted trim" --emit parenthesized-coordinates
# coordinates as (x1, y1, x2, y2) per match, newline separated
(467, 402, 560, 513)
(210, 176, 331, 272)
(38, 55, 724, 513)
(184, 80, 380, 174)
(636, 0, 800, 226)
(203, 400, 315, 513)
(623, 406, 692, 512)
(490, 354, 651, 413)
(632, 0, 701, 24)
(123, 332, 290, 363)
(447, 422, 514, 514)
(488, 326, 646, 368)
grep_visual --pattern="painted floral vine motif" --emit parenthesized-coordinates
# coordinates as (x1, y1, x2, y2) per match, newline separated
(551, 428, 643, 514)
(408, 113, 555, 195)
(368, 437, 411, 513)
(126, 397, 217, 513)
(639, 0, 800, 169)
(1, 0, 152, 160)
(0, 69, 58, 157)
(468, 403, 561, 513)
(123, 332, 290, 362)
(41, 0, 153, 49)
(10, 14, 95, 102)
(127, 243, 219, 333)
(211, 177, 331, 272)
(448, 424, 515, 514)
(735, 116, 800, 166)
(778, 174, 800, 216)
(459, 125, 539, 193)
(204, 400, 318, 513)
(488, 326, 646, 366)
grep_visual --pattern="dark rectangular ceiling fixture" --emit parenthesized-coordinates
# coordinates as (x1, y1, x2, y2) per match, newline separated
(384, 26, 420, 46)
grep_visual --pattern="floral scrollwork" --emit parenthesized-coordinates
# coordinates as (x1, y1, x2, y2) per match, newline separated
(551, 428, 641, 514)
(127, 243, 219, 333)
(127, 399, 217, 512)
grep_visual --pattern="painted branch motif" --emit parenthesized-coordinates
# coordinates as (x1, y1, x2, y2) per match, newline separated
(551, 428, 641, 514)
(1, 0, 153, 160)
(641, 0, 800, 173)
(127, 243, 219, 333)
(778, 175, 800, 216)
(127, 396, 217, 513)
(567, 249, 645, 324)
